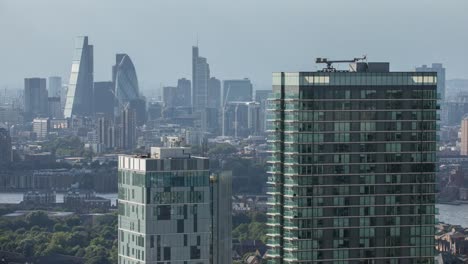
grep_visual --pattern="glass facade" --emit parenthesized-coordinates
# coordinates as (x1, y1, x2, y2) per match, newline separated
(192, 46, 210, 113)
(222, 79, 253, 105)
(266, 71, 438, 263)
(118, 155, 212, 264)
(64, 36, 93, 118)
(113, 54, 140, 115)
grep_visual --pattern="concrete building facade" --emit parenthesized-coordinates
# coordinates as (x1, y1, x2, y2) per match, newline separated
(118, 147, 212, 264)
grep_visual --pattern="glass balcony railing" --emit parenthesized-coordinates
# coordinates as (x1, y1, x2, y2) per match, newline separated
(269, 146, 282, 152)
(267, 134, 282, 141)
(267, 207, 282, 215)
(267, 218, 281, 226)
(267, 186, 282, 194)
(267, 156, 282, 163)
(267, 226, 281, 235)
(284, 242, 298, 251)
(268, 237, 282, 246)
(268, 196, 282, 205)
(267, 175, 281, 183)
(284, 210, 298, 218)
(265, 248, 281, 258)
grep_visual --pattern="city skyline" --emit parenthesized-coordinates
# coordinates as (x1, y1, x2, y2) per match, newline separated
(0, 0, 467, 92)
(0, 1, 465, 263)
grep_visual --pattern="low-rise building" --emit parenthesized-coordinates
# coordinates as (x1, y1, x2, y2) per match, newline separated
(64, 189, 111, 213)
(23, 190, 56, 205)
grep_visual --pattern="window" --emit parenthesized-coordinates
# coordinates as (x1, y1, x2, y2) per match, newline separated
(157, 205, 171, 220)
(164, 247, 171, 260)
(190, 246, 201, 259)
(177, 220, 184, 233)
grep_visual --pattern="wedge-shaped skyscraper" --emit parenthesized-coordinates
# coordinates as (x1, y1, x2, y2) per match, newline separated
(64, 36, 94, 118)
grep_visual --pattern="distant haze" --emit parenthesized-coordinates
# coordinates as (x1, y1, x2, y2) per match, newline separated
(1, 0, 467, 94)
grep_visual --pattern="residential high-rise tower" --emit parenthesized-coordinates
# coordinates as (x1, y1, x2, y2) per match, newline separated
(118, 147, 231, 264)
(266, 62, 438, 263)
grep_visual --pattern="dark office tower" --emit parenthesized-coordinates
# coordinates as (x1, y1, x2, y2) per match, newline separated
(256, 90, 271, 105)
(93, 81, 115, 119)
(47, 97, 62, 118)
(223, 78, 253, 105)
(163, 86, 177, 108)
(0, 128, 12, 168)
(129, 97, 147, 126)
(48, 76, 62, 98)
(416, 63, 445, 100)
(64, 36, 94, 118)
(24, 78, 48, 120)
(107, 125, 116, 149)
(207, 77, 221, 109)
(192, 46, 210, 112)
(97, 114, 111, 149)
(201, 108, 220, 135)
(222, 102, 260, 138)
(266, 62, 438, 263)
(119, 105, 136, 150)
(112, 53, 139, 115)
(147, 102, 162, 121)
(177, 78, 192, 107)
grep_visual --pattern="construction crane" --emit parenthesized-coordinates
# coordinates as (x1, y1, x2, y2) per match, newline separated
(316, 56, 367, 72)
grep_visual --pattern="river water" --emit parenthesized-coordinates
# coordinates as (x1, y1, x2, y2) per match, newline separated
(436, 203, 468, 227)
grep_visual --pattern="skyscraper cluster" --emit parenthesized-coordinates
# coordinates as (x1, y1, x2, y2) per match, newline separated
(161, 46, 265, 141)
(22, 36, 144, 151)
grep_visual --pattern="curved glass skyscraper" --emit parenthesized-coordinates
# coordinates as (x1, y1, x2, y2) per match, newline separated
(64, 36, 94, 118)
(113, 53, 139, 113)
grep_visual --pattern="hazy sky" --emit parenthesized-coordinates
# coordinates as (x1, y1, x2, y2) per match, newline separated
(1, 0, 467, 95)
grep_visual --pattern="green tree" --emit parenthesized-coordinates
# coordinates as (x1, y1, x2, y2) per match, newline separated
(207, 143, 237, 156)
(25, 211, 53, 228)
(18, 239, 35, 258)
(84, 245, 110, 264)
(53, 223, 70, 232)
(232, 222, 267, 243)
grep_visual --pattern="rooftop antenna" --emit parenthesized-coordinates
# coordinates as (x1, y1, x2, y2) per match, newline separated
(316, 55, 367, 72)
